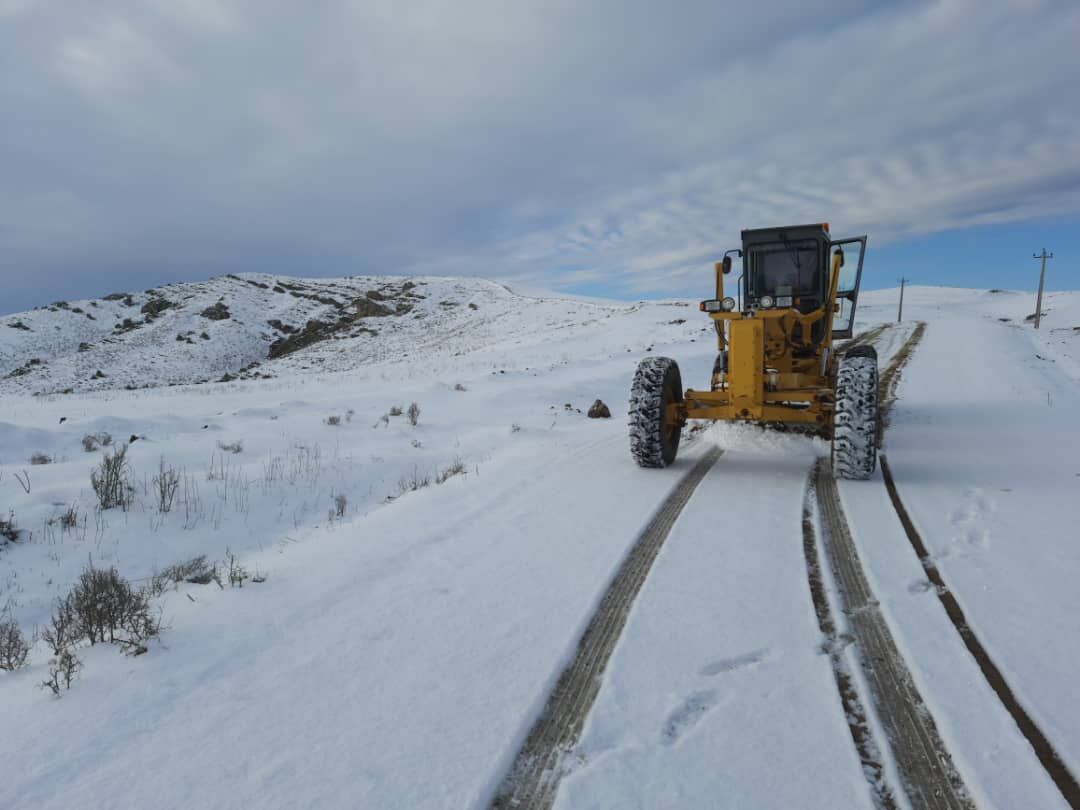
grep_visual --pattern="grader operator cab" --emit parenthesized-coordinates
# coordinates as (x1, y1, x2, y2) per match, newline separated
(629, 223, 878, 479)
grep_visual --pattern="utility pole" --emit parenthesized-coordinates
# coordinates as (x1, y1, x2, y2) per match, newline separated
(897, 277, 906, 323)
(1032, 249, 1053, 330)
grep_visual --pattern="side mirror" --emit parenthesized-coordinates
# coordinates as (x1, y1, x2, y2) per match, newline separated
(721, 255, 732, 275)
(834, 247, 845, 268)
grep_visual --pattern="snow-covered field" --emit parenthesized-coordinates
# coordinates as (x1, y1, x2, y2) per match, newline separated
(1, 277, 1077, 809)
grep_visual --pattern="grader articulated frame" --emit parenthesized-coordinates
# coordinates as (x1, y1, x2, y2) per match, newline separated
(629, 223, 879, 480)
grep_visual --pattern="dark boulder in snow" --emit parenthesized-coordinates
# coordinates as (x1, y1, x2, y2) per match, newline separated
(587, 399, 611, 419)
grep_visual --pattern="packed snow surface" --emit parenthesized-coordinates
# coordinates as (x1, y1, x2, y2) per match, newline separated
(1, 277, 1077, 809)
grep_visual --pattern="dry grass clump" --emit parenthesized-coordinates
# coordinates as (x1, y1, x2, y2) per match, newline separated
(81, 432, 113, 452)
(435, 458, 466, 484)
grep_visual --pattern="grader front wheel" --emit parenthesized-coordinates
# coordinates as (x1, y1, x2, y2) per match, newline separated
(629, 357, 683, 468)
(831, 346, 879, 480)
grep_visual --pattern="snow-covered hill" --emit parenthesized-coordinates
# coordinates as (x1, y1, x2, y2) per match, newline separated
(0, 274, 667, 396)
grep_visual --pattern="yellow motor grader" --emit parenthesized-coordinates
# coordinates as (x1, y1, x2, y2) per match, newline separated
(629, 223, 877, 479)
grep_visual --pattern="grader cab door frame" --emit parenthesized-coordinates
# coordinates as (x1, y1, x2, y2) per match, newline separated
(829, 235, 867, 340)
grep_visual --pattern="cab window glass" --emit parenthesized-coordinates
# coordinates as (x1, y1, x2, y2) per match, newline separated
(747, 240, 819, 298)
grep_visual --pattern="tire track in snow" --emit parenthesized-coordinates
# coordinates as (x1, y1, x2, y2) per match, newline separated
(489, 446, 723, 810)
(809, 322, 973, 809)
(879, 459, 1080, 809)
(814, 461, 975, 809)
(801, 477, 900, 810)
(876, 320, 926, 445)
(875, 320, 1080, 806)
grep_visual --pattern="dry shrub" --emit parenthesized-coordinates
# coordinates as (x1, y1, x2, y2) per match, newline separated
(92, 445, 134, 510)
(41, 650, 81, 696)
(217, 440, 243, 454)
(0, 511, 17, 542)
(44, 565, 161, 657)
(225, 549, 248, 588)
(0, 619, 29, 671)
(30, 452, 52, 465)
(154, 458, 180, 513)
(325, 415, 342, 426)
(388, 405, 403, 417)
(72, 567, 160, 652)
(407, 402, 420, 426)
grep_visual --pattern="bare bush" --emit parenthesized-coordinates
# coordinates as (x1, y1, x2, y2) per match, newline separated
(41, 650, 81, 696)
(325, 415, 342, 426)
(154, 458, 180, 514)
(0, 619, 29, 671)
(388, 405, 403, 417)
(217, 440, 243, 454)
(68, 566, 161, 654)
(1, 511, 17, 542)
(407, 402, 420, 426)
(91, 445, 134, 510)
(41, 596, 79, 656)
(454, 383, 467, 391)
(435, 458, 467, 485)
(345, 409, 355, 423)
(225, 549, 249, 588)
(81, 432, 113, 452)
(30, 452, 52, 465)
(334, 493, 347, 518)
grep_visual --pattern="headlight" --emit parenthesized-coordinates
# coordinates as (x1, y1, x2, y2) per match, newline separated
(721, 297, 736, 311)
(759, 295, 775, 309)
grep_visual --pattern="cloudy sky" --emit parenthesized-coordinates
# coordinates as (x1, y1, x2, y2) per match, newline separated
(2, 0, 1078, 313)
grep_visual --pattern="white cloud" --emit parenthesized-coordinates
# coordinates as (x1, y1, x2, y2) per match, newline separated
(0, 0, 1078, 308)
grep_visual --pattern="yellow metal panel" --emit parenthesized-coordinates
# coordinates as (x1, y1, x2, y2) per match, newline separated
(728, 318, 763, 418)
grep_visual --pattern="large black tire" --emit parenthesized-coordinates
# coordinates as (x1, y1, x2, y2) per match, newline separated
(629, 357, 683, 468)
(831, 349, 878, 479)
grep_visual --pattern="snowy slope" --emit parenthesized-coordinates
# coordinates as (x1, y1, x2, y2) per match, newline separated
(1, 281, 1079, 809)
(0, 273, 677, 396)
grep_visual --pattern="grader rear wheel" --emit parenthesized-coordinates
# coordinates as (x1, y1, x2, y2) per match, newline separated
(629, 357, 683, 468)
